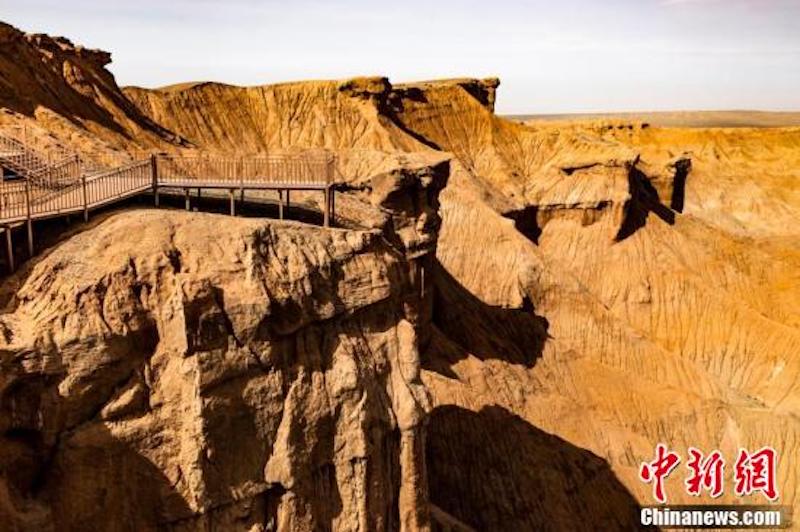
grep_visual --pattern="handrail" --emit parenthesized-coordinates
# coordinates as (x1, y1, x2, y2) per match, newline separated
(155, 153, 334, 186)
(0, 125, 75, 162)
(30, 158, 150, 207)
(1, 151, 336, 225)
(27, 155, 82, 189)
(0, 133, 80, 189)
(85, 158, 151, 181)
(0, 126, 130, 185)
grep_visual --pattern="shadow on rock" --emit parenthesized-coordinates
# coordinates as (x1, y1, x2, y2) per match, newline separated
(426, 405, 653, 532)
(42, 423, 195, 531)
(424, 260, 549, 376)
(616, 166, 681, 242)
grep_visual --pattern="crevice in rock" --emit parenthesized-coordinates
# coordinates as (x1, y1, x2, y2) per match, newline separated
(425, 405, 646, 531)
(616, 163, 678, 241)
(670, 157, 692, 213)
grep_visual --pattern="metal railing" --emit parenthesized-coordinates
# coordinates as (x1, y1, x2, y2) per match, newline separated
(0, 126, 135, 190)
(0, 124, 76, 163)
(156, 152, 335, 186)
(1, 152, 335, 224)
(85, 160, 153, 207)
(0, 131, 82, 189)
(0, 181, 28, 222)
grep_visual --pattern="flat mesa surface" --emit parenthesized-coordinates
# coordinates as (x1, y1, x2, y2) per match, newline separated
(509, 110, 800, 128)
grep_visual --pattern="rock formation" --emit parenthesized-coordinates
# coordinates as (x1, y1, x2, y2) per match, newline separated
(1, 21, 799, 531)
(0, 148, 447, 530)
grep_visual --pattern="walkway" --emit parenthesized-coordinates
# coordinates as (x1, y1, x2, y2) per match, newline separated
(0, 127, 336, 271)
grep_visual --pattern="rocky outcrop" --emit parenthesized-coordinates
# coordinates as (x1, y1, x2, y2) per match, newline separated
(0, 22, 187, 155)
(123, 78, 428, 155)
(0, 150, 447, 530)
(3, 23, 800, 532)
(390, 78, 499, 114)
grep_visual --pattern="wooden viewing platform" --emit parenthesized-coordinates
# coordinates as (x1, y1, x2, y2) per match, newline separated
(0, 144, 337, 272)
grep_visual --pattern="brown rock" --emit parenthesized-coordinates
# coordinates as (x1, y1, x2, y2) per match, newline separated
(2, 24, 800, 532)
(0, 210, 431, 530)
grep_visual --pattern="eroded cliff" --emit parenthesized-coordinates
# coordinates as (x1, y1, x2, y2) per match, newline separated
(0, 21, 188, 164)
(0, 145, 448, 530)
(2, 22, 800, 532)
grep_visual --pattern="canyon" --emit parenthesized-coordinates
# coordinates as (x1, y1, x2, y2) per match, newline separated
(1, 21, 799, 531)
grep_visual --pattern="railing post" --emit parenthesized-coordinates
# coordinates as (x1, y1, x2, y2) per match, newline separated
(239, 157, 244, 203)
(5, 225, 14, 272)
(24, 178, 33, 256)
(323, 187, 330, 228)
(80, 157, 88, 222)
(229, 188, 235, 216)
(151, 153, 159, 207)
(330, 187, 335, 225)
(328, 154, 335, 227)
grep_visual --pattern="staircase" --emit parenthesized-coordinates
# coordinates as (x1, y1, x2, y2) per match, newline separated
(0, 133, 53, 175)
(1, 127, 337, 274)
(0, 127, 82, 190)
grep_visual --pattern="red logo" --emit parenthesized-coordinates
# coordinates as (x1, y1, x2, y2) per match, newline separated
(639, 443, 681, 504)
(640, 445, 779, 503)
(685, 447, 725, 498)
(734, 447, 778, 501)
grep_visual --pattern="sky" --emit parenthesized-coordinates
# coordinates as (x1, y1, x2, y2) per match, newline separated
(2, 0, 799, 114)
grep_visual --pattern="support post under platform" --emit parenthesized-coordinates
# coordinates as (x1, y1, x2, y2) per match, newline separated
(24, 179, 33, 256)
(323, 188, 330, 227)
(80, 157, 88, 222)
(5, 226, 14, 272)
(151, 154, 159, 207)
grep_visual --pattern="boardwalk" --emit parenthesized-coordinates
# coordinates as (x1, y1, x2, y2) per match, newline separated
(1, 135, 337, 271)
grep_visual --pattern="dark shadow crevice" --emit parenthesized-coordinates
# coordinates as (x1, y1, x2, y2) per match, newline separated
(670, 158, 691, 213)
(616, 165, 678, 242)
(426, 405, 655, 532)
(425, 259, 549, 371)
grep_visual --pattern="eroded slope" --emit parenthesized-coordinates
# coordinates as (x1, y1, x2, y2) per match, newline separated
(0, 22, 186, 158)
(2, 23, 799, 531)
(392, 80, 800, 526)
(0, 151, 448, 530)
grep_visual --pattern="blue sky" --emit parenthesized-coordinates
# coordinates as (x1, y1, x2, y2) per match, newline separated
(3, 0, 799, 113)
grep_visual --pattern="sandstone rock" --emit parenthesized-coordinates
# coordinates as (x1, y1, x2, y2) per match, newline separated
(0, 211, 429, 531)
(2, 24, 800, 532)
